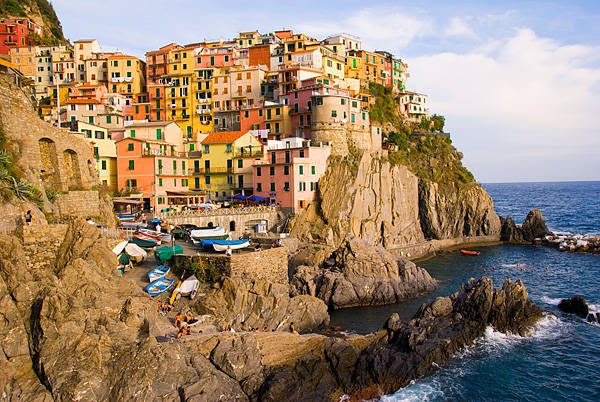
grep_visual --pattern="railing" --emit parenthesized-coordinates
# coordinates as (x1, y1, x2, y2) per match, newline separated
(156, 205, 279, 220)
(232, 150, 264, 158)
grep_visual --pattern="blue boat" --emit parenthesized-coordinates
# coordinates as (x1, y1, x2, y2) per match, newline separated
(202, 239, 250, 252)
(145, 277, 175, 297)
(147, 265, 171, 282)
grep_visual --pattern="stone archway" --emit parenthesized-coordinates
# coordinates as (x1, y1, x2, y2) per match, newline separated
(38, 138, 61, 189)
(63, 149, 82, 189)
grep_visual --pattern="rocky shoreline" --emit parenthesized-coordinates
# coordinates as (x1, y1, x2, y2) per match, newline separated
(0, 220, 548, 401)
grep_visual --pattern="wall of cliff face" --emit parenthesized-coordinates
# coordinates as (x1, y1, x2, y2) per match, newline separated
(291, 148, 501, 255)
(0, 0, 66, 44)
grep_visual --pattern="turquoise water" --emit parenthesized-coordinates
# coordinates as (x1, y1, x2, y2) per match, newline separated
(331, 181, 600, 401)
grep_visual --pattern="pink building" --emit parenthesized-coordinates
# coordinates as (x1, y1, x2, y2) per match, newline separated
(253, 137, 331, 213)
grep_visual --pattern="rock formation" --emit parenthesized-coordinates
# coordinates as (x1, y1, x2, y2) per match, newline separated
(291, 237, 437, 309)
(291, 152, 501, 257)
(501, 208, 551, 243)
(196, 276, 330, 332)
(558, 296, 589, 318)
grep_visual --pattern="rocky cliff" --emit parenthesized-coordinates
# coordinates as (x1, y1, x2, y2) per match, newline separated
(291, 150, 501, 257)
(0, 0, 66, 44)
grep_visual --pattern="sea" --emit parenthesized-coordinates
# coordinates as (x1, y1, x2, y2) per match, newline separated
(331, 181, 600, 401)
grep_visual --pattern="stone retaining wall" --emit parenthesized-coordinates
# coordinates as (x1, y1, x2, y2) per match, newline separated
(55, 191, 101, 219)
(22, 224, 68, 271)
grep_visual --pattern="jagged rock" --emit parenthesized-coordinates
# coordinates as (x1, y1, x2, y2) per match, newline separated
(558, 296, 589, 318)
(587, 314, 597, 323)
(197, 277, 330, 332)
(291, 237, 437, 309)
(501, 209, 551, 243)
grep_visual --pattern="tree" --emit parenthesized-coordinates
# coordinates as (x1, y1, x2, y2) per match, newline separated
(431, 114, 445, 132)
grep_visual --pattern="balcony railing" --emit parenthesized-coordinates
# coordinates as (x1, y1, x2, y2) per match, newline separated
(186, 167, 233, 174)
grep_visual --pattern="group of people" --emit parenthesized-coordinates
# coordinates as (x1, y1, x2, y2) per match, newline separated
(156, 301, 173, 316)
(173, 311, 197, 338)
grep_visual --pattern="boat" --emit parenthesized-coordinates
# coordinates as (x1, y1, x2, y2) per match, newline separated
(131, 235, 159, 249)
(145, 277, 175, 297)
(190, 226, 229, 241)
(147, 264, 171, 282)
(124, 242, 147, 263)
(117, 213, 137, 222)
(138, 228, 171, 242)
(154, 244, 184, 263)
(205, 239, 250, 252)
(176, 275, 200, 300)
(112, 240, 129, 255)
(460, 249, 481, 256)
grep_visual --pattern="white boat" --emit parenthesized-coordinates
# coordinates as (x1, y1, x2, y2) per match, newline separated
(138, 228, 172, 242)
(211, 239, 250, 252)
(148, 265, 170, 282)
(112, 240, 128, 255)
(124, 242, 147, 263)
(190, 226, 229, 240)
(177, 275, 200, 300)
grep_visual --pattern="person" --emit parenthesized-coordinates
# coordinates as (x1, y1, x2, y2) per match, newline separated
(162, 303, 173, 315)
(176, 325, 187, 339)
(289, 322, 299, 335)
(24, 210, 32, 225)
(184, 312, 197, 325)
(141, 213, 147, 224)
(186, 326, 192, 336)
(174, 312, 183, 328)
(225, 246, 232, 256)
(155, 222, 162, 234)
(254, 243, 262, 252)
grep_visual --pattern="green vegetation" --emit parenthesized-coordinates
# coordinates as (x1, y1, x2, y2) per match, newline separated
(175, 259, 220, 284)
(0, 0, 66, 44)
(368, 83, 474, 185)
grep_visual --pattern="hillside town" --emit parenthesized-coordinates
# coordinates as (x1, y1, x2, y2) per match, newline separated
(2, 18, 430, 214)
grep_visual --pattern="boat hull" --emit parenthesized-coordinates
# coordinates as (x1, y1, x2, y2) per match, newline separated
(147, 265, 170, 282)
(210, 239, 250, 252)
(145, 277, 175, 297)
(460, 249, 480, 256)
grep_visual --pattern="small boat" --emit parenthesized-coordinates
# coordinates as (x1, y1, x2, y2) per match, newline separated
(148, 264, 170, 282)
(117, 213, 137, 222)
(112, 240, 129, 255)
(154, 244, 184, 263)
(131, 235, 159, 249)
(138, 228, 171, 242)
(125, 242, 147, 263)
(208, 239, 250, 252)
(176, 275, 200, 300)
(460, 249, 480, 256)
(145, 277, 175, 297)
(190, 226, 229, 241)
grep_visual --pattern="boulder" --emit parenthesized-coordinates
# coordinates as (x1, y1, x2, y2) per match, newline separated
(501, 209, 551, 243)
(291, 237, 437, 309)
(558, 296, 589, 318)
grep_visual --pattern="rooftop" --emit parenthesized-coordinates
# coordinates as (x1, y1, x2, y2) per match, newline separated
(202, 131, 246, 144)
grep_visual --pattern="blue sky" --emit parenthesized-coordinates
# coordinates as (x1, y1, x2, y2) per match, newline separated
(52, 0, 600, 182)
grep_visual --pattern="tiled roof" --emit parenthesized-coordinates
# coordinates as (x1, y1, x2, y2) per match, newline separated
(201, 131, 245, 144)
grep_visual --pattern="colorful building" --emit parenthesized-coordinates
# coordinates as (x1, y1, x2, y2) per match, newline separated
(0, 18, 43, 55)
(399, 92, 429, 123)
(107, 54, 146, 98)
(253, 137, 331, 213)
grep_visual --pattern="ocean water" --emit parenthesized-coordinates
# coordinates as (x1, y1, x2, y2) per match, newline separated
(330, 181, 600, 401)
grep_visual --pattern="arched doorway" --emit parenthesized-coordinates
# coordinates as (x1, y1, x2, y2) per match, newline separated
(63, 149, 82, 189)
(38, 138, 61, 189)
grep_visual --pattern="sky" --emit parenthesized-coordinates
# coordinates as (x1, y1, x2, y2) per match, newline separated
(51, 0, 600, 183)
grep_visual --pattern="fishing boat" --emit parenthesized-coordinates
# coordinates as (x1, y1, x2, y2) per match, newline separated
(117, 213, 137, 222)
(460, 249, 481, 256)
(131, 234, 159, 249)
(206, 239, 250, 252)
(190, 226, 230, 242)
(147, 264, 171, 282)
(124, 242, 147, 263)
(154, 244, 184, 263)
(138, 228, 171, 242)
(112, 240, 128, 255)
(145, 277, 175, 297)
(176, 275, 200, 300)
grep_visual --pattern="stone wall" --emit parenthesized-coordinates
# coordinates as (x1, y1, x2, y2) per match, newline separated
(22, 224, 68, 271)
(55, 190, 101, 219)
(230, 247, 288, 285)
(311, 123, 376, 156)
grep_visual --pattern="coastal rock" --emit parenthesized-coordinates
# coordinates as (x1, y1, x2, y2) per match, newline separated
(291, 237, 437, 309)
(501, 209, 551, 243)
(196, 277, 330, 332)
(291, 154, 501, 254)
(558, 296, 589, 318)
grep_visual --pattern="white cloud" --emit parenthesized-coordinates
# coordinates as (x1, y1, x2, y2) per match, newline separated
(444, 17, 476, 38)
(409, 29, 600, 181)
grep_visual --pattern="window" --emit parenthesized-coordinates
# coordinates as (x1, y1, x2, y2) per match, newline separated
(310, 182, 316, 191)
(95, 131, 104, 139)
(275, 108, 281, 116)
(127, 143, 134, 151)
(181, 179, 187, 186)
(299, 165, 304, 175)
(311, 165, 316, 174)
(205, 176, 211, 184)
(284, 182, 290, 191)
(158, 178, 163, 187)
(156, 128, 162, 140)
(157, 196, 164, 204)
(257, 167, 262, 176)
(203, 145, 210, 154)
(237, 159, 243, 168)
(331, 110, 337, 118)
(284, 165, 289, 175)
(270, 182, 275, 192)
(106, 115, 111, 124)
(341, 98, 346, 105)
(128, 160, 135, 170)
(101, 160, 107, 170)
(299, 149, 305, 157)
(274, 123, 280, 133)
(257, 183, 262, 192)
(126, 60, 131, 67)
(299, 182, 306, 191)
(226, 143, 232, 153)
(126, 179, 137, 188)
(173, 160, 177, 172)
(210, 56, 214, 66)
(315, 97, 323, 105)
(269, 166, 275, 176)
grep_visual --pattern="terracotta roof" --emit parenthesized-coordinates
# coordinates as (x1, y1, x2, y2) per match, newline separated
(201, 131, 245, 144)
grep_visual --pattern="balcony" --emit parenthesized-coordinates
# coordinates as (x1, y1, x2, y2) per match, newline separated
(233, 149, 263, 158)
(196, 107, 211, 115)
(189, 167, 233, 174)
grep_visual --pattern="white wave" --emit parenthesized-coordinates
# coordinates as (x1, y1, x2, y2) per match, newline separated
(381, 379, 446, 402)
(587, 303, 599, 312)
(530, 314, 566, 340)
(539, 295, 563, 306)
(500, 263, 519, 268)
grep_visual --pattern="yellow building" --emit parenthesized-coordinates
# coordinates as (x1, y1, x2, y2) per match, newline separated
(70, 121, 117, 192)
(107, 54, 146, 98)
(198, 131, 263, 201)
(264, 103, 291, 137)
(320, 45, 345, 80)
(193, 66, 214, 135)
